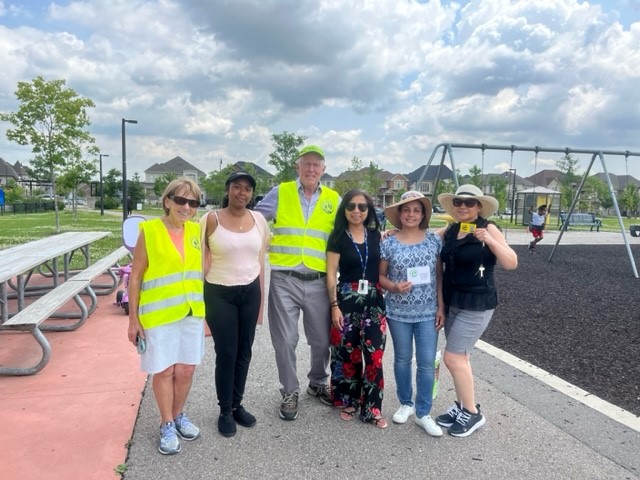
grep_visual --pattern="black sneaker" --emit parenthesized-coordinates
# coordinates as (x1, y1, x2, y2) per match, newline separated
(448, 405, 486, 437)
(279, 392, 299, 421)
(306, 384, 332, 406)
(435, 401, 461, 428)
(218, 413, 237, 437)
(233, 405, 256, 428)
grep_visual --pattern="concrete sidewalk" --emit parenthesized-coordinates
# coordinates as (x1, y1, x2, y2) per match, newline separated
(122, 229, 640, 479)
(123, 319, 640, 480)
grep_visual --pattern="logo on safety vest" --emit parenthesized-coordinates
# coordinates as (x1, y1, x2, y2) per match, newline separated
(190, 236, 201, 250)
(322, 201, 335, 214)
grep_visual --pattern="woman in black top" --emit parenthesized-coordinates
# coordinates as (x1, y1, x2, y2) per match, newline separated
(326, 189, 387, 429)
(435, 184, 517, 437)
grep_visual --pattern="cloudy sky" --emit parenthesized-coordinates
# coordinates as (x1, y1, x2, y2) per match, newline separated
(1, 0, 639, 182)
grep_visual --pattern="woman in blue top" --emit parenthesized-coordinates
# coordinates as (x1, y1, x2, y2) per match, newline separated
(379, 191, 445, 437)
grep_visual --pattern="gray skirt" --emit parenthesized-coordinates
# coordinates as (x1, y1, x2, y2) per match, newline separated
(444, 307, 494, 355)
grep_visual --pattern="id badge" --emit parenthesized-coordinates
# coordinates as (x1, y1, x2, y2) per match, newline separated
(357, 279, 369, 294)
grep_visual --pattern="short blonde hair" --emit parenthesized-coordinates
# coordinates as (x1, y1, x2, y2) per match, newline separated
(160, 177, 202, 215)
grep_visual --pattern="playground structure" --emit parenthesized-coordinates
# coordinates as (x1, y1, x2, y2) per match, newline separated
(416, 142, 640, 278)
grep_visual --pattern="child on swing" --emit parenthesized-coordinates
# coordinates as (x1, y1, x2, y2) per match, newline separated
(528, 204, 548, 252)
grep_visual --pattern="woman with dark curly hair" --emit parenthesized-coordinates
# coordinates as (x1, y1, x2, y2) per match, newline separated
(326, 189, 388, 428)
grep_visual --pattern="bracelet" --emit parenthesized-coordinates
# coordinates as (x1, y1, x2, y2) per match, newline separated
(330, 301, 339, 306)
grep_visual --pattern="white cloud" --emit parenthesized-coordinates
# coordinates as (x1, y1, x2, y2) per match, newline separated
(0, 0, 639, 182)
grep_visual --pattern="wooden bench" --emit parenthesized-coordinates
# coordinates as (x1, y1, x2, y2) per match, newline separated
(559, 212, 602, 232)
(0, 247, 130, 376)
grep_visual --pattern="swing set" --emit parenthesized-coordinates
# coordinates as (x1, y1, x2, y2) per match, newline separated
(415, 142, 640, 278)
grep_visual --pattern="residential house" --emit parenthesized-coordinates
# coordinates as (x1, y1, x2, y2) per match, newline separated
(590, 172, 640, 197)
(0, 157, 19, 186)
(144, 156, 206, 184)
(320, 172, 337, 190)
(405, 165, 455, 196)
(231, 161, 276, 193)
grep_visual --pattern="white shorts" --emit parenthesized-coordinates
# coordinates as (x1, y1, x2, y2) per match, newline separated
(140, 315, 205, 374)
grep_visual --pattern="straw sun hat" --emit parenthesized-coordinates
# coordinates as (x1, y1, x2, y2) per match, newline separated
(384, 191, 432, 229)
(437, 184, 499, 218)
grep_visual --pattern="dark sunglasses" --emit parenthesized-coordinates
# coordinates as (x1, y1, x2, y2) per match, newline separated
(452, 198, 479, 208)
(346, 202, 368, 212)
(170, 195, 200, 208)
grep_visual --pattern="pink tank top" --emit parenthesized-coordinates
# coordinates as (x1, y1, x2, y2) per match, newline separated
(204, 211, 262, 286)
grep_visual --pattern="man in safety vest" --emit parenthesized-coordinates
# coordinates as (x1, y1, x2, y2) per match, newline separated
(255, 145, 340, 421)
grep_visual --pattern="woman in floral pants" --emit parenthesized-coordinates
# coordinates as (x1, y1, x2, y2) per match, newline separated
(326, 189, 388, 428)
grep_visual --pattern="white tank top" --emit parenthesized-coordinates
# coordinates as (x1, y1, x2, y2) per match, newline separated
(204, 210, 263, 286)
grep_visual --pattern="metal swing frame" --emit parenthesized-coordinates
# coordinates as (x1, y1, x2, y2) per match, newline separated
(415, 142, 640, 278)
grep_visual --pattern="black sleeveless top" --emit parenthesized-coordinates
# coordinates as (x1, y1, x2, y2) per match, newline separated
(441, 216, 498, 311)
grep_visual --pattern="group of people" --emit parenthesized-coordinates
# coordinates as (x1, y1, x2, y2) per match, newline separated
(126, 144, 518, 456)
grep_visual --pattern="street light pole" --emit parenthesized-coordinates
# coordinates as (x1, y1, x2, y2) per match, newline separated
(121, 118, 138, 222)
(99, 153, 109, 216)
(508, 168, 516, 223)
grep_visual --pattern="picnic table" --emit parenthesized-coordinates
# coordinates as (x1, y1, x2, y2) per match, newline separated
(0, 231, 110, 323)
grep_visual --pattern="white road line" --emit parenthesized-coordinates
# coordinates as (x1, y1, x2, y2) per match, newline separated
(476, 340, 640, 433)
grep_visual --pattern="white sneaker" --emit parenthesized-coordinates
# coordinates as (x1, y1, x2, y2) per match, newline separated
(415, 415, 443, 437)
(392, 404, 415, 424)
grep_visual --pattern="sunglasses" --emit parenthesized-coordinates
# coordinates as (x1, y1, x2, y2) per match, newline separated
(346, 202, 368, 212)
(452, 198, 479, 208)
(170, 195, 200, 208)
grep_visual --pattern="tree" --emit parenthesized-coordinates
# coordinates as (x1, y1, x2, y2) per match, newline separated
(489, 175, 508, 213)
(556, 154, 581, 210)
(202, 165, 236, 206)
(153, 172, 178, 198)
(363, 161, 384, 199)
(0, 76, 97, 232)
(58, 158, 97, 217)
(103, 168, 122, 198)
(128, 173, 146, 207)
(620, 184, 640, 218)
(468, 165, 482, 188)
(268, 131, 306, 183)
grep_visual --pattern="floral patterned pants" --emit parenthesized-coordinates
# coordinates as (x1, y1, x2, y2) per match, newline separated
(330, 282, 387, 421)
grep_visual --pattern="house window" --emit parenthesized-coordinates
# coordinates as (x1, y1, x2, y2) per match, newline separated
(394, 180, 404, 190)
(421, 182, 429, 193)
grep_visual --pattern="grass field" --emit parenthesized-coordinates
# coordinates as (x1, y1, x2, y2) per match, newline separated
(0, 210, 131, 266)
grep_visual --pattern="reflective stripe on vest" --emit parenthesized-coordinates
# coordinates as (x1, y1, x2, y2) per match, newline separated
(269, 181, 338, 272)
(138, 219, 205, 329)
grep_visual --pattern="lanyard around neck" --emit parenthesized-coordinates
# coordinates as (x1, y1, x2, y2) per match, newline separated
(346, 229, 368, 279)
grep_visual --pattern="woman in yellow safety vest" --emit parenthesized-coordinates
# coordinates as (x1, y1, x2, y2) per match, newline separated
(128, 177, 205, 456)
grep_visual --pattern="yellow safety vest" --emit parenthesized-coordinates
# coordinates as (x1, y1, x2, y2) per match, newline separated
(269, 181, 339, 272)
(138, 218, 204, 329)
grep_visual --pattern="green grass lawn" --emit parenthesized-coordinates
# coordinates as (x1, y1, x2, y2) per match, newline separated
(0, 210, 128, 266)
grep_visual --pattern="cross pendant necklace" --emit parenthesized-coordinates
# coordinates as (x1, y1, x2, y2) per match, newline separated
(477, 241, 485, 278)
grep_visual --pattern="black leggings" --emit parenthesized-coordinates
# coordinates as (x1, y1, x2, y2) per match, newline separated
(204, 277, 260, 414)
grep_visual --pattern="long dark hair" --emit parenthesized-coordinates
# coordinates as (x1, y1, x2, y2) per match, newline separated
(328, 189, 379, 245)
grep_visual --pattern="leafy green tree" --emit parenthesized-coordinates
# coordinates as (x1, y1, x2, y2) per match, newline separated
(489, 175, 508, 213)
(153, 172, 178, 198)
(128, 173, 146, 207)
(620, 184, 640, 218)
(335, 156, 363, 195)
(468, 165, 482, 188)
(58, 158, 97, 217)
(0, 76, 97, 232)
(268, 131, 306, 183)
(3, 179, 25, 203)
(363, 161, 384, 199)
(557, 154, 581, 210)
(202, 165, 235, 206)
(583, 177, 612, 212)
(103, 168, 121, 198)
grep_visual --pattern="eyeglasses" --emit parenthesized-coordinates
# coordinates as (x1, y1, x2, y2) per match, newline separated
(170, 195, 200, 208)
(346, 202, 368, 212)
(452, 198, 479, 208)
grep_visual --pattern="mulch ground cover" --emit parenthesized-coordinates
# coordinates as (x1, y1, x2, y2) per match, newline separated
(483, 243, 640, 417)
